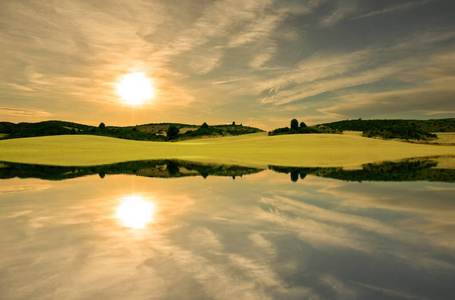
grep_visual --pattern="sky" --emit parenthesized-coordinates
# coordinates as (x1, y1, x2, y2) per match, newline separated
(1, 0, 454, 130)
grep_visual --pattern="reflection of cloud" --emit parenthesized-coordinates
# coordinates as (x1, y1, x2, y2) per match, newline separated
(2, 174, 454, 299)
(426, 186, 455, 191)
(142, 242, 284, 300)
(314, 181, 455, 253)
(187, 227, 223, 252)
(0, 184, 52, 194)
(249, 232, 277, 257)
(228, 254, 283, 288)
(258, 196, 385, 253)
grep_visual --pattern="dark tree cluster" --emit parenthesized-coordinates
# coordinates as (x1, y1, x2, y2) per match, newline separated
(269, 118, 320, 136)
(0, 121, 167, 141)
(321, 118, 454, 134)
(166, 125, 180, 140)
(0, 120, 264, 142)
(363, 126, 437, 141)
(184, 122, 223, 138)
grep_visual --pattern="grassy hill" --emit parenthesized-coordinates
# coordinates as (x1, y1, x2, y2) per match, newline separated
(269, 118, 455, 141)
(0, 120, 263, 141)
(319, 119, 455, 141)
(0, 133, 454, 168)
(321, 118, 455, 132)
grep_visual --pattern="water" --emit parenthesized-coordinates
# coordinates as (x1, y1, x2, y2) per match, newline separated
(1, 160, 454, 299)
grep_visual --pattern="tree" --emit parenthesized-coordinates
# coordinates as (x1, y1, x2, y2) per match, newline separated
(201, 122, 209, 129)
(290, 119, 299, 130)
(167, 125, 179, 140)
(99, 122, 106, 129)
(299, 121, 307, 128)
(232, 121, 236, 126)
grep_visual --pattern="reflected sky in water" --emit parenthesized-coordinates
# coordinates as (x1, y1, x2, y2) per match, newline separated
(116, 195, 155, 229)
(0, 172, 454, 299)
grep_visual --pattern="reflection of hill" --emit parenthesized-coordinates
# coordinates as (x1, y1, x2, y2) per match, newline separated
(1, 158, 454, 182)
(269, 159, 455, 183)
(0, 160, 263, 181)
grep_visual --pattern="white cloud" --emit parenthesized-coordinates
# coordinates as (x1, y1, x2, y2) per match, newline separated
(353, 0, 436, 20)
(0, 107, 52, 118)
(323, 78, 455, 118)
(249, 46, 276, 68)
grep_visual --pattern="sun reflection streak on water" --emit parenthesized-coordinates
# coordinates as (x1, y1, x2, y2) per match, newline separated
(115, 195, 155, 229)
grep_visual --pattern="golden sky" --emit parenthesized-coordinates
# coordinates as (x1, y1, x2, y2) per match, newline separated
(1, 0, 454, 130)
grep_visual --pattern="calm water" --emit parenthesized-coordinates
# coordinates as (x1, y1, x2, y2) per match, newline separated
(1, 160, 454, 300)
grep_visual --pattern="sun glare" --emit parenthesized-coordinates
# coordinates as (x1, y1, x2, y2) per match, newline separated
(116, 195, 155, 229)
(116, 72, 154, 105)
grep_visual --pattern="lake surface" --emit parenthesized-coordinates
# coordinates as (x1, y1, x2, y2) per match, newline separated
(1, 159, 454, 299)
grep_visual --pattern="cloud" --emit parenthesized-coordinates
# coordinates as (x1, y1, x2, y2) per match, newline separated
(323, 79, 455, 118)
(351, 281, 433, 300)
(249, 45, 277, 69)
(6, 83, 34, 92)
(157, 0, 278, 57)
(0, 0, 454, 125)
(0, 107, 52, 118)
(270, 66, 400, 106)
(187, 48, 223, 74)
(426, 111, 455, 116)
(255, 30, 455, 122)
(323, 0, 437, 26)
(353, 0, 436, 21)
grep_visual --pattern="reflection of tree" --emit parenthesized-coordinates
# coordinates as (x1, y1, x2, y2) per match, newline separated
(290, 171, 299, 182)
(268, 165, 311, 183)
(1, 158, 453, 183)
(269, 158, 455, 183)
(0, 160, 263, 181)
(166, 161, 179, 176)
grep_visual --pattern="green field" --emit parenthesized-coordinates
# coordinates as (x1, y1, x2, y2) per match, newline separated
(1, 133, 454, 168)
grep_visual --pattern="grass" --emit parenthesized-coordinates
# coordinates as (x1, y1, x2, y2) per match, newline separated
(0, 132, 454, 168)
(432, 132, 455, 145)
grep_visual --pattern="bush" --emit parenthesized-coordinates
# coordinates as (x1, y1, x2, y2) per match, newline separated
(166, 125, 179, 140)
(290, 119, 299, 130)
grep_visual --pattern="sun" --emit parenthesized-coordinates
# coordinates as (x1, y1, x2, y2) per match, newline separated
(116, 72, 155, 105)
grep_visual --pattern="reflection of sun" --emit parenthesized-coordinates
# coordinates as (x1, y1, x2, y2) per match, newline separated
(116, 195, 155, 229)
(116, 72, 154, 105)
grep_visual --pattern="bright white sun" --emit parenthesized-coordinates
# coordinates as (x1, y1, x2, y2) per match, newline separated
(116, 72, 154, 105)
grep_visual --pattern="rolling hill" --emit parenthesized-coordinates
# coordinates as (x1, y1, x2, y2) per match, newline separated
(0, 120, 264, 141)
(1, 133, 454, 168)
(320, 118, 455, 132)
